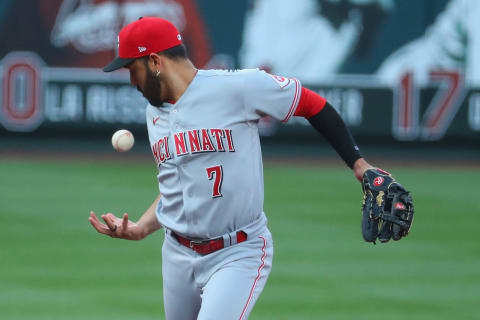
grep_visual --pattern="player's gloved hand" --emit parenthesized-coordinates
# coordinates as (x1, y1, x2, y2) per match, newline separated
(361, 168, 414, 244)
(88, 211, 146, 240)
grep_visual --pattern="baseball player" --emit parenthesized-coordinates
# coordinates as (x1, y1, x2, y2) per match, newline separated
(88, 17, 412, 320)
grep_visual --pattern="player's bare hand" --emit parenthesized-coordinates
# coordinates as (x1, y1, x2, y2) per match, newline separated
(88, 211, 145, 240)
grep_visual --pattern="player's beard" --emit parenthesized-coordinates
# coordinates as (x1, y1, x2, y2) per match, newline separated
(139, 65, 163, 107)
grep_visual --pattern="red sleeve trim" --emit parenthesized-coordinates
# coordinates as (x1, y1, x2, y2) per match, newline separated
(294, 87, 327, 119)
(281, 79, 301, 122)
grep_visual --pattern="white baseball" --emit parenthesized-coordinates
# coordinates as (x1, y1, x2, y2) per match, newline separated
(112, 129, 135, 152)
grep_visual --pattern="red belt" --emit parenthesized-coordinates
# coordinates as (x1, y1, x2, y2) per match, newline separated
(172, 231, 248, 255)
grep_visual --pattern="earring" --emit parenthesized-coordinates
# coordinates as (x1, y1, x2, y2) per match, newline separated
(155, 70, 161, 77)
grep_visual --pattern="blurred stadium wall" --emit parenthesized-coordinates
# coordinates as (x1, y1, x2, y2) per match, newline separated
(0, 0, 478, 159)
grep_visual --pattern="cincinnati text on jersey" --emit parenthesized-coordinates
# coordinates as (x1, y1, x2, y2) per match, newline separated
(151, 128, 235, 166)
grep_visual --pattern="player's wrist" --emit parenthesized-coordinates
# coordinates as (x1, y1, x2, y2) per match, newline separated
(353, 158, 373, 181)
(132, 221, 148, 240)
(136, 219, 162, 240)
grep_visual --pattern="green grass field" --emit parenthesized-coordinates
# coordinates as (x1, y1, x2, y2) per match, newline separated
(1, 158, 479, 320)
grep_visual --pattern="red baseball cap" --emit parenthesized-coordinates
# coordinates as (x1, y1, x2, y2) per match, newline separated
(103, 17, 182, 72)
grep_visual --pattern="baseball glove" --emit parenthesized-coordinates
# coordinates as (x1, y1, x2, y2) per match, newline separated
(361, 168, 414, 243)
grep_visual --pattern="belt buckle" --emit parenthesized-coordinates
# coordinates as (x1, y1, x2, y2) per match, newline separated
(189, 239, 204, 249)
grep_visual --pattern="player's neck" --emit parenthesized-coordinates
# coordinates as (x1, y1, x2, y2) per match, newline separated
(163, 59, 198, 103)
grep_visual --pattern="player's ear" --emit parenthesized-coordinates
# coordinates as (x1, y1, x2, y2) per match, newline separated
(148, 53, 163, 71)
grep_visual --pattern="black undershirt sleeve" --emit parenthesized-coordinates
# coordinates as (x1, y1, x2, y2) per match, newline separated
(308, 102, 362, 168)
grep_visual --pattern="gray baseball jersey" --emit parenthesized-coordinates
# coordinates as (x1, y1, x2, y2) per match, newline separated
(146, 68, 301, 239)
(146, 68, 301, 320)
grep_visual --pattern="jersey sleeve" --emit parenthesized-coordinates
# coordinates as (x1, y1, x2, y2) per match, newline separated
(242, 69, 302, 122)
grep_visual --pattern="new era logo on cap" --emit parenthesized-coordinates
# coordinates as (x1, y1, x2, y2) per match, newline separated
(138, 46, 147, 52)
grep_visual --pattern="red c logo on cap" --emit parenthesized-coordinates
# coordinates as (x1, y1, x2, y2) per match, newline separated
(373, 177, 384, 186)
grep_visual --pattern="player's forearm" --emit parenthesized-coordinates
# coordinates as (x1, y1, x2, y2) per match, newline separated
(137, 194, 163, 239)
(307, 102, 362, 168)
(294, 88, 362, 168)
(309, 105, 376, 181)
(295, 88, 375, 179)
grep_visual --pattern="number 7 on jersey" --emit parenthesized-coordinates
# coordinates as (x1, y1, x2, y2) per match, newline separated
(206, 165, 223, 198)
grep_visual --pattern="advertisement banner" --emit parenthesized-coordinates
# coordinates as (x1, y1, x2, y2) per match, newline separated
(1, 0, 479, 143)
